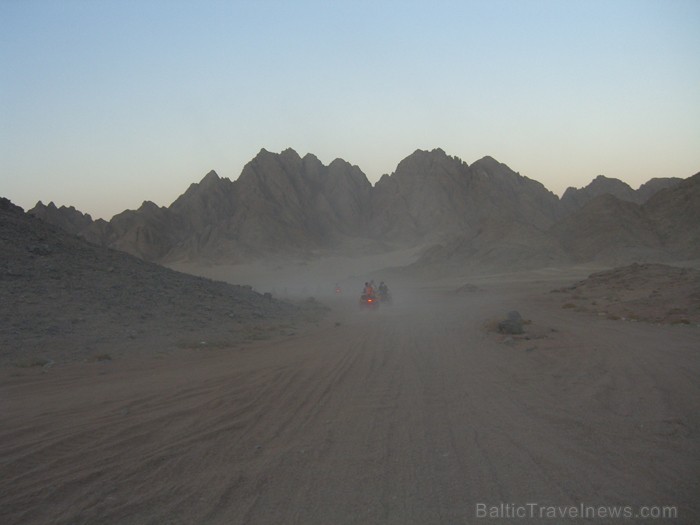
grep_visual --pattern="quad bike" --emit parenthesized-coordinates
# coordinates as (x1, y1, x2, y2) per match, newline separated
(359, 293, 379, 309)
(378, 289, 392, 305)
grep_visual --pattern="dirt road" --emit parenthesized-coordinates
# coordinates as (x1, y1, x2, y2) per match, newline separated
(1, 282, 699, 524)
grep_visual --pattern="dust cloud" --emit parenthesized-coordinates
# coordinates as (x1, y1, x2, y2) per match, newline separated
(3, 243, 700, 524)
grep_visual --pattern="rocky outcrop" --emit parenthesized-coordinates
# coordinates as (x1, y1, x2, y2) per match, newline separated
(636, 177, 683, 202)
(467, 156, 562, 230)
(549, 173, 700, 264)
(28, 201, 93, 236)
(104, 201, 181, 261)
(167, 149, 374, 261)
(561, 175, 681, 214)
(412, 217, 571, 273)
(556, 263, 700, 325)
(1, 197, 24, 215)
(169, 170, 237, 233)
(370, 149, 471, 241)
(230, 149, 372, 254)
(408, 168, 694, 272)
(643, 172, 700, 259)
(370, 149, 561, 243)
(550, 194, 664, 263)
(561, 176, 636, 213)
(498, 311, 525, 335)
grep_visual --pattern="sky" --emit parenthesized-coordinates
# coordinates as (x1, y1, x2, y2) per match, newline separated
(2, 0, 699, 220)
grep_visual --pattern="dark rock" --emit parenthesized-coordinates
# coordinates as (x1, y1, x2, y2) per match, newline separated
(498, 311, 525, 335)
(498, 319, 524, 335)
(507, 310, 522, 322)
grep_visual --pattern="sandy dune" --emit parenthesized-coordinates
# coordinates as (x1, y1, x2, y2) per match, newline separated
(1, 272, 698, 524)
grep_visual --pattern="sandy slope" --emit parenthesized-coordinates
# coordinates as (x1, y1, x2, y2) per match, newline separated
(1, 275, 699, 524)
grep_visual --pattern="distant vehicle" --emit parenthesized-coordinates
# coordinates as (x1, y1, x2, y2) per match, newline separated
(359, 292, 379, 309)
(378, 288, 392, 305)
(378, 281, 391, 304)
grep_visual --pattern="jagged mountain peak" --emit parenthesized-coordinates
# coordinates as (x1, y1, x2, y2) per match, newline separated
(240, 149, 367, 192)
(561, 172, 683, 214)
(591, 175, 633, 190)
(138, 200, 163, 213)
(301, 152, 320, 162)
(636, 177, 683, 201)
(389, 148, 465, 183)
(467, 157, 551, 201)
(328, 157, 354, 170)
(28, 200, 94, 236)
(247, 147, 301, 168)
(200, 170, 221, 183)
(563, 174, 633, 194)
(1, 197, 24, 214)
(282, 146, 301, 156)
(33, 200, 85, 214)
(180, 170, 232, 198)
(470, 156, 522, 181)
(561, 174, 635, 213)
(243, 148, 302, 181)
(401, 147, 452, 162)
(403, 147, 447, 158)
(471, 155, 503, 170)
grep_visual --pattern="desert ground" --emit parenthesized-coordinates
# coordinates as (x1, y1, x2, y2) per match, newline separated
(1, 254, 699, 524)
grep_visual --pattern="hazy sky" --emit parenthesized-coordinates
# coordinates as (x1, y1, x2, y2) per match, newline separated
(2, 0, 699, 220)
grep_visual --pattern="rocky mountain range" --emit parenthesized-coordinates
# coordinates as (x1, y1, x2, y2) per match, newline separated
(26, 148, 697, 271)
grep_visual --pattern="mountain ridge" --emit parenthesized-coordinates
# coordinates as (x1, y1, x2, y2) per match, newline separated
(26, 148, 695, 269)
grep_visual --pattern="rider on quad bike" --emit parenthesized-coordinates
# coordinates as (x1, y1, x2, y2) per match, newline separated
(378, 281, 391, 304)
(360, 282, 378, 308)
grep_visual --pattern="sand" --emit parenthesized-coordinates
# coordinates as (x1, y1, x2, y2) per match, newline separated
(1, 264, 699, 524)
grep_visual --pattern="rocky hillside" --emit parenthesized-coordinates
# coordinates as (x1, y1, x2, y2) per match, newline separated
(28, 201, 94, 236)
(225, 149, 373, 257)
(554, 173, 700, 263)
(0, 197, 318, 366)
(554, 263, 700, 324)
(414, 219, 570, 273)
(370, 150, 560, 242)
(643, 173, 700, 259)
(560, 175, 681, 213)
(410, 173, 698, 273)
(551, 194, 664, 264)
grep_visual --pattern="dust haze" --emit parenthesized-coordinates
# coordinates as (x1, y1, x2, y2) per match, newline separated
(2, 161, 700, 524)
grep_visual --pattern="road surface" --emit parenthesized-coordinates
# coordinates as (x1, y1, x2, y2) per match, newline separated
(1, 282, 698, 524)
